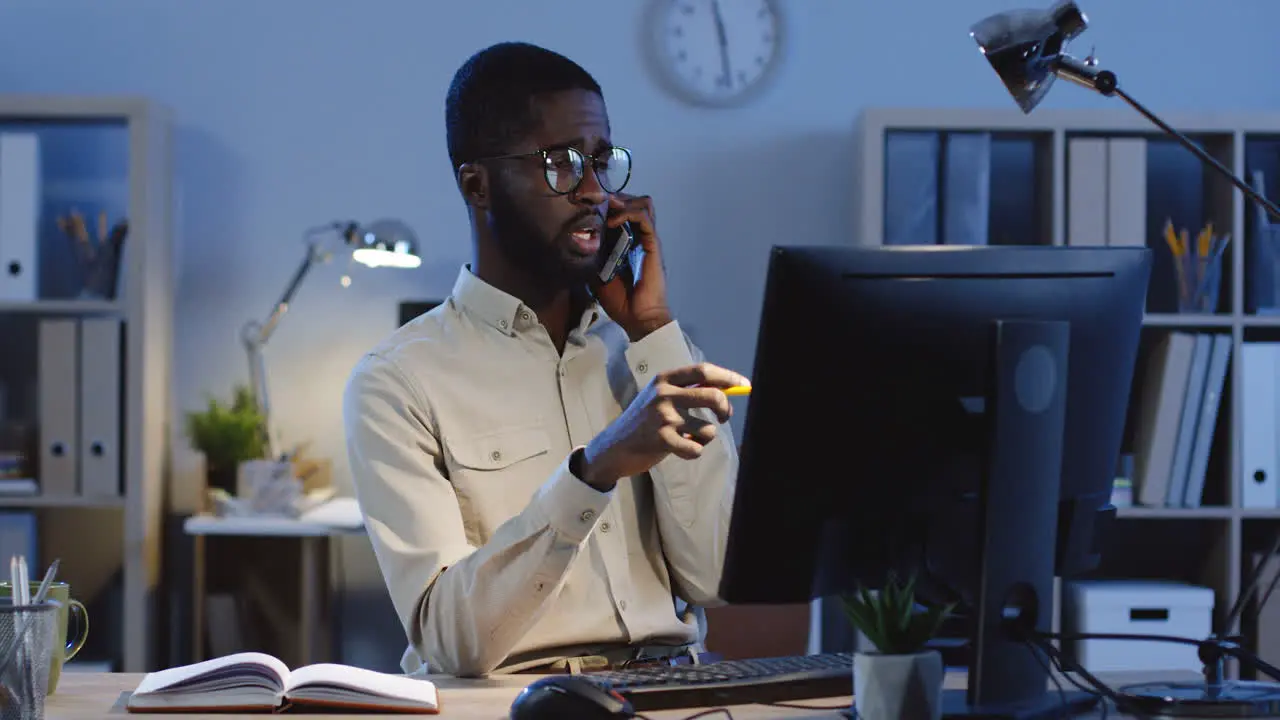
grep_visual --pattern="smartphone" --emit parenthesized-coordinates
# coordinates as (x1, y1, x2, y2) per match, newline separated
(598, 221, 640, 285)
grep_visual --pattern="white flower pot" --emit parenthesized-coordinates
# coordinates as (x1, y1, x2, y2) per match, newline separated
(853, 649, 944, 720)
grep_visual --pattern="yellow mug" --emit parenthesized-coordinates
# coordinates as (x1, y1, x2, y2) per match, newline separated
(0, 582, 88, 695)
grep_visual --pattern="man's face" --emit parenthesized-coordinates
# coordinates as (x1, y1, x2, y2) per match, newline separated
(486, 88, 613, 290)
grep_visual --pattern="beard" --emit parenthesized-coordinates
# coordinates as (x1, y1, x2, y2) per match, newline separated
(489, 180, 599, 290)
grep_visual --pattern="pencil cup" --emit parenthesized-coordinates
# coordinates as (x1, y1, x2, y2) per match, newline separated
(1176, 252, 1223, 314)
(0, 583, 87, 694)
(0, 599, 56, 720)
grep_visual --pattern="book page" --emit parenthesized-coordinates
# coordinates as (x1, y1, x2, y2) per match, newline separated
(134, 652, 290, 696)
(285, 664, 438, 708)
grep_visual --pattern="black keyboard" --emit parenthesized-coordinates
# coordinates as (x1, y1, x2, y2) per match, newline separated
(583, 652, 854, 711)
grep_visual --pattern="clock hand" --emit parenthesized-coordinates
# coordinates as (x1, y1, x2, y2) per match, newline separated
(710, 0, 732, 88)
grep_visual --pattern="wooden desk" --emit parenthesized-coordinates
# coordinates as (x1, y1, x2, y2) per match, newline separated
(48, 670, 1197, 719)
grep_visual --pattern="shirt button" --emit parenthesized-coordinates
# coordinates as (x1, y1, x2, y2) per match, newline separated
(601, 522, 611, 533)
(580, 510, 596, 523)
(490, 450, 502, 462)
(534, 581, 545, 592)
(637, 362, 648, 374)
(520, 311, 530, 321)
(499, 319, 508, 329)
(559, 367, 566, 377)
(619, 600, 628, 611)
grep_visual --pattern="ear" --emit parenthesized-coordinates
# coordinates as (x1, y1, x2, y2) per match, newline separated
(456, 162, 491, 210)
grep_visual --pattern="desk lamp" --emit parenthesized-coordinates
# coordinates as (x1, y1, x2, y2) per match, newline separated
(970, 2, 1280, 714)
(970, 0, 1280, 222)
(242, 219, 422, 458)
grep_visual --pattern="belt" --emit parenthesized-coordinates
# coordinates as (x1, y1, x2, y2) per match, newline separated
(513, 647, 723, 674)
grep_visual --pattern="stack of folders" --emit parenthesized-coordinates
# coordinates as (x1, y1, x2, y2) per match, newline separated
(37, 317, 126, 500)
(1131, 332, 1232, 508)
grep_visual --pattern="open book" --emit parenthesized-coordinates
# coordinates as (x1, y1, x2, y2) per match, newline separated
(126, 652, 440, 714)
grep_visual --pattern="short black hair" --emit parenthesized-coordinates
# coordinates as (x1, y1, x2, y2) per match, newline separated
(445, 42, 603, 170)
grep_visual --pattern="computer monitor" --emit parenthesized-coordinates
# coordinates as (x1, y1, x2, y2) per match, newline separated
(719, 244, 1151, 719)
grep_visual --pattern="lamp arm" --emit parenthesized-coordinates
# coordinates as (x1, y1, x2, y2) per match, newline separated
(1054, 56, 1280, 223)
(240, 222, 354, 458)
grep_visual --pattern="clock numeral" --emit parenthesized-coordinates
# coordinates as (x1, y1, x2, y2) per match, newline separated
(670, 26, 683, 38)
(737, 70, 748, 85)
(755, 55, 765, 66)
(679, 2, 695, 15)
(677, 50, 688, 62)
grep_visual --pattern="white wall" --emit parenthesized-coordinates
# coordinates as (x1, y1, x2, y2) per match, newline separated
(2, 0, 1277, 668)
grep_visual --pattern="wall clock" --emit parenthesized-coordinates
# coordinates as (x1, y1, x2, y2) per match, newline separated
(645, 0, 785, 108)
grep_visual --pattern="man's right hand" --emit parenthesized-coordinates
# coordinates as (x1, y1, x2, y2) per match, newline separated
(578, 363, 750, 491)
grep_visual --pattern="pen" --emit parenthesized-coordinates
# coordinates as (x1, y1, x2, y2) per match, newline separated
(1165, 220, 1189, 307)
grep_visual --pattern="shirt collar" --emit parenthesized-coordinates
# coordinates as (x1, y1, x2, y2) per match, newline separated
(451, 265, 603, 336)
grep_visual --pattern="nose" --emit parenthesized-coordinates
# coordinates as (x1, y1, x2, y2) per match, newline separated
(572, 161, 608, 207)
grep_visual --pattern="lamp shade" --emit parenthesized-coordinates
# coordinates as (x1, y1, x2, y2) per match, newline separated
(346, 218, 422, 269)
(970, 0, 1089, 113)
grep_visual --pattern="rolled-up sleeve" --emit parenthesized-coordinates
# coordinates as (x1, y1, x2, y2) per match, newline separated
(343, 353, 613, 676)
(623, 321, 738, 607)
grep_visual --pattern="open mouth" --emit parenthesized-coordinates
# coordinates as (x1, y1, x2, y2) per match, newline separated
(568, 226, 601, 256)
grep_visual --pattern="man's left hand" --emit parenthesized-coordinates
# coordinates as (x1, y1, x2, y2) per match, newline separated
(592, 193, 673, 342)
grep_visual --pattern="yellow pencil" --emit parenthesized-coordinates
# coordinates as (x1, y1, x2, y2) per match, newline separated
(723, 386, 752, 397)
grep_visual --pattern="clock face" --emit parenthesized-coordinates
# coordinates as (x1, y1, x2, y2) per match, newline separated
(650, 0, 783, 107)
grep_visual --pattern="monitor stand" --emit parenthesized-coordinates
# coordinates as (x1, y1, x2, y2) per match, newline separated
(942, 319, 1098, 719)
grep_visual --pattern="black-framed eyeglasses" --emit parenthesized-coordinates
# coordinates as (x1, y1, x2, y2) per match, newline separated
(477, 146, 632, 195)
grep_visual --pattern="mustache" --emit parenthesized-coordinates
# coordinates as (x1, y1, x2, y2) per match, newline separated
(562, 211, 603, 234)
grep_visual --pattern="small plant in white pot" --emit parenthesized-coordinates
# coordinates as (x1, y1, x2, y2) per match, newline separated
(841, 572, 955, 720)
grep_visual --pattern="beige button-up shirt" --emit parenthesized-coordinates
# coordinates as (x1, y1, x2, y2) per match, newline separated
(343, 266, 738, 677)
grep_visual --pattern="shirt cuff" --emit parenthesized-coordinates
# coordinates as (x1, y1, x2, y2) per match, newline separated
(532, 454, 613, 545)
(624, 319, 694, 386)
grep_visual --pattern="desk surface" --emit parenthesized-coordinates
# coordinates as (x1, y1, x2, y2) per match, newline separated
(48, 670, 1195, 719)
(183, 499, 365, 537)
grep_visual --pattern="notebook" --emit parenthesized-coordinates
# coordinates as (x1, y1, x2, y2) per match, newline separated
(126, 652, 440, 714)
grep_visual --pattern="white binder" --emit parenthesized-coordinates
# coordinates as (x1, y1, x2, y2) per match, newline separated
(38, 319, 78, 496)
(1067, 137, 1107, 246)
(79, 317, 123, 497)
(1241, 342, 1279, 508)
(1105, 138, 1148, 247)
(0, 133, 40, 301)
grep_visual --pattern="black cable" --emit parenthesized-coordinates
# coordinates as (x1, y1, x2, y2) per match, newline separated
(1038, 629, 1280, 683)
(1228, 532, 1280, 627)
(1034, 638, 1154, 719)
(1044, 646, 1108, 720)
(1023, 639, 1068, 718)
(636, 710, 733, 720)
(767, 700, 851, 711)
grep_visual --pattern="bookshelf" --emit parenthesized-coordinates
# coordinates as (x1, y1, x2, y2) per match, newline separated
(850, 107, 1280, 675)
(0, 95, 172, 672)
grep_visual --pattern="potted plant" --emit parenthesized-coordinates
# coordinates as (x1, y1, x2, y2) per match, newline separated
(841, 572, 955, 720)
(184, 384, 269, 497)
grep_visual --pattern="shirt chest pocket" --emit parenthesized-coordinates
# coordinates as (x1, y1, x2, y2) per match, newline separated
(446, 423, 553, 475)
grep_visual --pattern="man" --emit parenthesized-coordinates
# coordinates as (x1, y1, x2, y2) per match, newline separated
(343, 41, 746, 678)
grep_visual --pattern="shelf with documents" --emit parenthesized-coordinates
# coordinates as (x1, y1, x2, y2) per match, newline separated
(0, 95, 172, 674)
(848, 107, 1280, 676)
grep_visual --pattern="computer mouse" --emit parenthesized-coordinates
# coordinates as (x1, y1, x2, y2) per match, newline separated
(509, 675, 636, 720)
